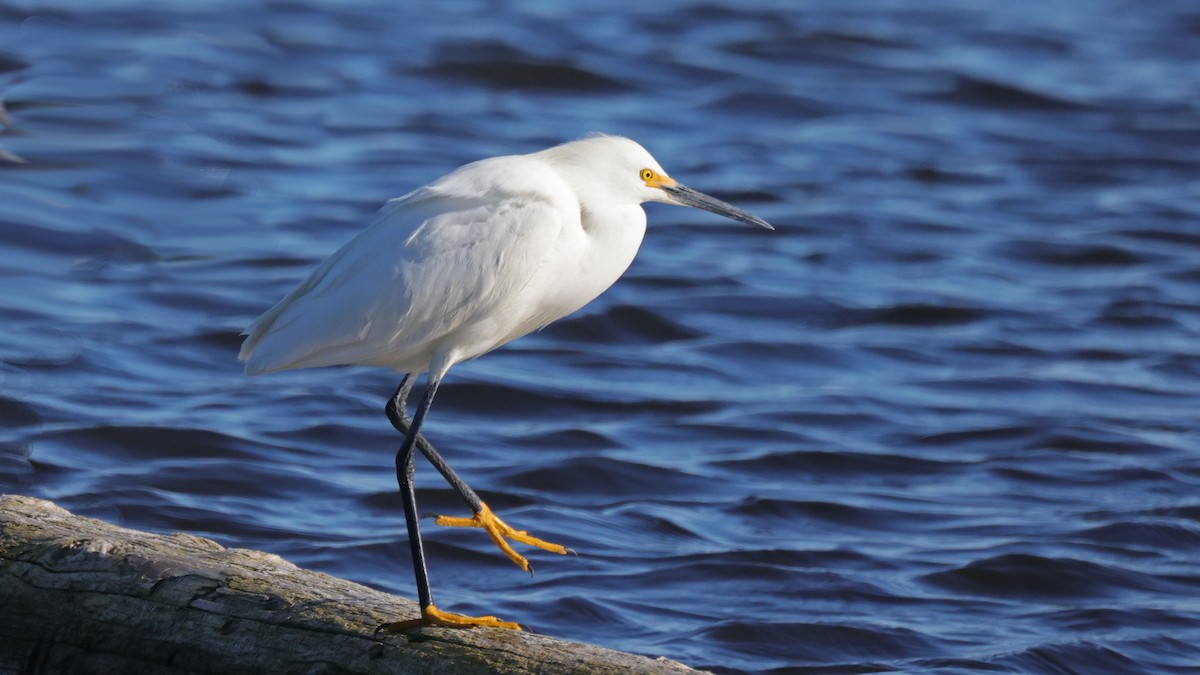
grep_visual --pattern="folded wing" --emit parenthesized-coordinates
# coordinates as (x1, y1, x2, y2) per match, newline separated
(240, 188, 563, 375)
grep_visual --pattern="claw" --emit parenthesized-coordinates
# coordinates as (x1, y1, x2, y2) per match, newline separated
(379, 604, 522, 632)
(434, 501, 568, 573)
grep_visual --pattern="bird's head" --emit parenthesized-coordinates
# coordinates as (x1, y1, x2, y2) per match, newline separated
(546, 135, 774, 231)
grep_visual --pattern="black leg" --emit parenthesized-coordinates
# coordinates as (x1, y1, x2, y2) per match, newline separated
(386, 376, 483, 514)
(385, 372, 568, 585)
(389, 375, 443, 611)
(381, 374, 525, 632)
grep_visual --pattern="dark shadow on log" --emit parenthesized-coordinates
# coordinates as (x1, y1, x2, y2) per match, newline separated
(0, 494, 702, 674)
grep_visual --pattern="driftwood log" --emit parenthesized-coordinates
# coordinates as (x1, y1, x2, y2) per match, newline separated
(0, 495, 700, 674)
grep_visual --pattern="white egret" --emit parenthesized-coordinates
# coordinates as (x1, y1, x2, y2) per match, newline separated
(240, 134, 773, 631)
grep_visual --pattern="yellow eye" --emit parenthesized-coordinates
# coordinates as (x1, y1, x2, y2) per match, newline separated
(640, 168, 655, 182)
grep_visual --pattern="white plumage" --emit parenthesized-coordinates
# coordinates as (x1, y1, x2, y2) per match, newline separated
(240, 136, 695, 380)
(238, 134, 771, 631)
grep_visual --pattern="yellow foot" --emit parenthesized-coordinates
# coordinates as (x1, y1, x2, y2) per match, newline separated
(434, 501, 570, 573)
(379, 604, 522, 632)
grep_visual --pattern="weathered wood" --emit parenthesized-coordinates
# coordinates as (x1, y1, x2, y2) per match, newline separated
(0, 495, 701, 674)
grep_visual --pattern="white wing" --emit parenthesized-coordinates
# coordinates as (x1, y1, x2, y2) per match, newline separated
(240, 186, 563, 375)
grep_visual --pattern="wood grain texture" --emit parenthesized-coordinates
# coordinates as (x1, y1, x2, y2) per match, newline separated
(0, 494, 701, 675)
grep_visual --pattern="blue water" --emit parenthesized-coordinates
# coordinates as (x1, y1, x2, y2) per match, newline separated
(3, 1, 1200, 672)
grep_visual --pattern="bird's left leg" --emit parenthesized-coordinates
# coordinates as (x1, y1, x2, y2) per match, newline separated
(379, 375, 520, 632)
(384, 377, 571, 575)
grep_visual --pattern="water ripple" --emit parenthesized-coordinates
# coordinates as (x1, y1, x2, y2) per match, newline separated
(3, 1, 1200, 672)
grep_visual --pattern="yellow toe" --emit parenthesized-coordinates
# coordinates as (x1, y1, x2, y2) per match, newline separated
(380, 604, 522, 632)
(434, 502, 569, 572)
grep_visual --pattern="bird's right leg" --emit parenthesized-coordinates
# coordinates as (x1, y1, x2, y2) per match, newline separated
(383, 376, 570, 575)
(385, 375, 484, 514)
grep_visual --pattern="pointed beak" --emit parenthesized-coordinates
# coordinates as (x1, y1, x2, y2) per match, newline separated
(661, 181, 774, 231)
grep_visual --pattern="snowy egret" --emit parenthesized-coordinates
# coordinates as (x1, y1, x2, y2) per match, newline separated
(240, 134, 772, 631)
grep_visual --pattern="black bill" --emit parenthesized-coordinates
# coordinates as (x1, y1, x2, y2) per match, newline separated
(663, 183, 774, 230)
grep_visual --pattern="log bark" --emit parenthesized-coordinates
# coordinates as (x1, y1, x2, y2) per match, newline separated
(0, 494, 701, 674)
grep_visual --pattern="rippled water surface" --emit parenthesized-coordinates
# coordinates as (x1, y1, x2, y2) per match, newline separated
(3, 1, 1200, 672)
